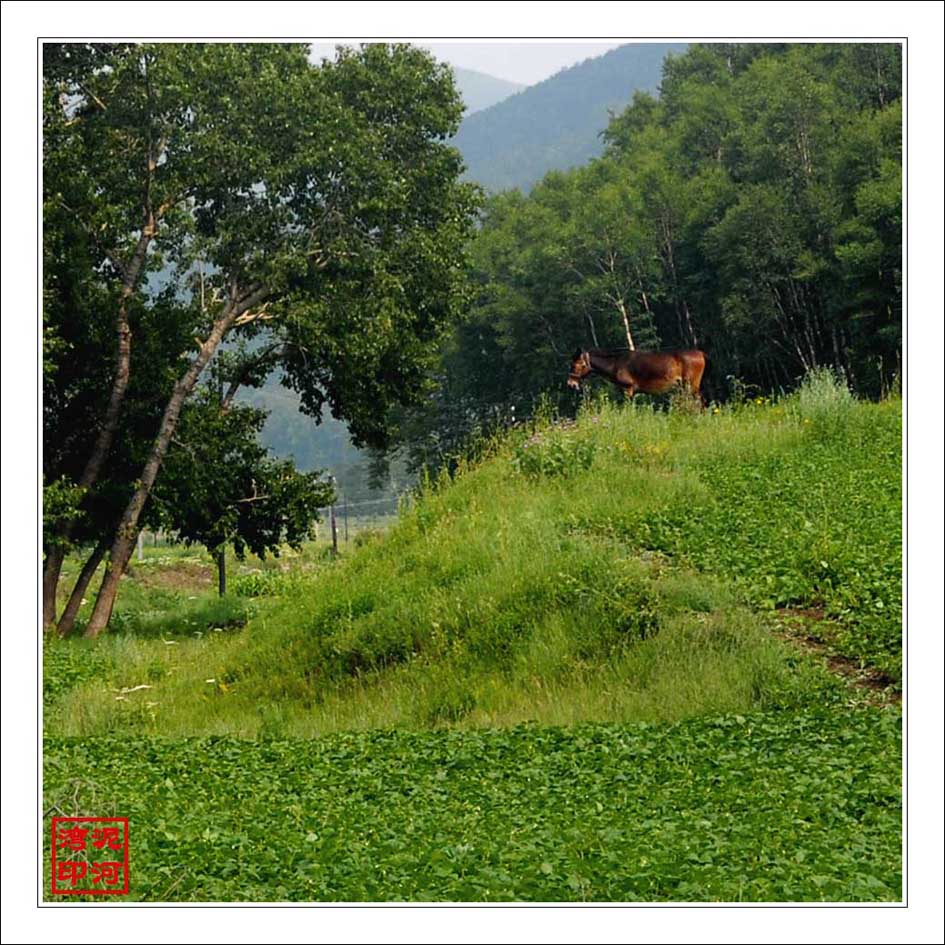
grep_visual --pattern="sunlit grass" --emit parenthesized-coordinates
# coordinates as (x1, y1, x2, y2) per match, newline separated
(47, 379, 899, 738)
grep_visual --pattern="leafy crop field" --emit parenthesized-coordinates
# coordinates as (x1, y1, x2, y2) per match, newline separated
(45, 708, 900, 902)
(44, 378, 902, 901)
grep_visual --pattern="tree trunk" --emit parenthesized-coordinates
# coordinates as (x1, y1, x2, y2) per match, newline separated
(56, 539, 108, 638)
(43, 551, 65, 628)
(639, 288, 652, 316)
(216, 549, 227, 597)
(683, 301, 698, 348)
(616, 298, 635, 351)
(84, 286, 267, 637)
(42, 227, 154, 626)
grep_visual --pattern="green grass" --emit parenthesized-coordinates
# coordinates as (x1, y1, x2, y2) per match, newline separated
(44, 707, 901, 902)
(48, 384, 901, 738)
(570, 391, 902, 678)
(44, 377, 902, 901)
(54, 540, 337, 639)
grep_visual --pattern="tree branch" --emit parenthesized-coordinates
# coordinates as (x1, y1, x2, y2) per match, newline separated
(76, 81, 107, 112)
(56, 198, 127, 279)
(233, 301, 275, 326)
(221, 342, 287, 411)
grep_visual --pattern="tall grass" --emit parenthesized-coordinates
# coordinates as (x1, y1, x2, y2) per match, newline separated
(789, 366, 857, 438)
(47, 373, 901, 738)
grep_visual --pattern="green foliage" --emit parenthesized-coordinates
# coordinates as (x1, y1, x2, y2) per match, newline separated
(44, 41, 480, 627)
(788, 366, 856, 437)
(512, 425, 597, 479)
(49, 393, 899, 740)
(53, 395, 902, 734)
(45, 41, 480, 443)
(156, 392, 333, 566)
(44, 708, 900, 901)
(573, 394, 901, 679)
(43, 638, 112, 711)
(231, 569, 300, 599)
(108, 594, 252, 639)
(397, 42, 902, 468)
(42, 479, 87, 550)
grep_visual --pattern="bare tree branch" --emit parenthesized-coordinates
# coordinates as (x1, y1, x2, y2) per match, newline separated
(233, 301, 275, 326)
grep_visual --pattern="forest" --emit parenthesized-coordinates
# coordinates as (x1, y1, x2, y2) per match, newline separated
(395, 43, 902, 473)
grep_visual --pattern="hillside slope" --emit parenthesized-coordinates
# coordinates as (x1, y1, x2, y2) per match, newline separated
(453, 66, 526, 113)
(45, 380, 902, 902)
(454, 43, 687, 191)
(51, 377, 901, 738)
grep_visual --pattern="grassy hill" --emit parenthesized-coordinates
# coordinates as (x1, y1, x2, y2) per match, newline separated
(454, 43, 687, 192)
(44, 375, 901, 901)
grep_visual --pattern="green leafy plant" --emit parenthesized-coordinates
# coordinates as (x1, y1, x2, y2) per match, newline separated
(512, 426, 596, 479)
(232, 570, 294, 599)
(788, 367, 857, 439)
(43, 708, 901, 902)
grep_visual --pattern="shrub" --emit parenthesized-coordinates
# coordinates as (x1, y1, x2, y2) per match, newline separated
(667, 386, 704, 416)
(108, 594, 251, 637)
(512, 425, 596, 479)
(789, 366, 856, 438)
(43, 638, 112, 710)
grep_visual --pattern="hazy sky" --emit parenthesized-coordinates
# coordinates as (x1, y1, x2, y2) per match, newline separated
(309, 41, 624, 85)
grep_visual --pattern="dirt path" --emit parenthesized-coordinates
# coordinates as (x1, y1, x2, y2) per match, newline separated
(771, 607, 900, 705)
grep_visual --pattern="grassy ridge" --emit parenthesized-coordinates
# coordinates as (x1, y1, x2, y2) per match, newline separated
(43, 377, 902, 902)
(44, 708, 901, 902)
(48, 378, 901, 738)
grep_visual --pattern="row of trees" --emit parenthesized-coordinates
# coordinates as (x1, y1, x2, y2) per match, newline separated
(43, 42, 479, 636)
(395, 43, 902, 472)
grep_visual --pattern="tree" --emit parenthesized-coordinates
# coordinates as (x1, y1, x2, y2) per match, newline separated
(562, 160, 663, 352)
(43, 43, 199, 624)
(43, 42, 479, 636)
(42, 238, 199, 636)
(831, 101, 902, 394)
(153, 393, 333, 596)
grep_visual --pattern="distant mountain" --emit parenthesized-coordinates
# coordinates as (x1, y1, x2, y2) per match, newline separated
(238, 378, 412, 507)
(452, 67, 526, 114)
(453, 43, 687, 192)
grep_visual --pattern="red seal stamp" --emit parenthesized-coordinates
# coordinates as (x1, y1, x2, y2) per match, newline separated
(51, 817, 129, 896)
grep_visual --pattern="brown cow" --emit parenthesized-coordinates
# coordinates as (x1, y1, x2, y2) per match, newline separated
(567, 348, 706, 401)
